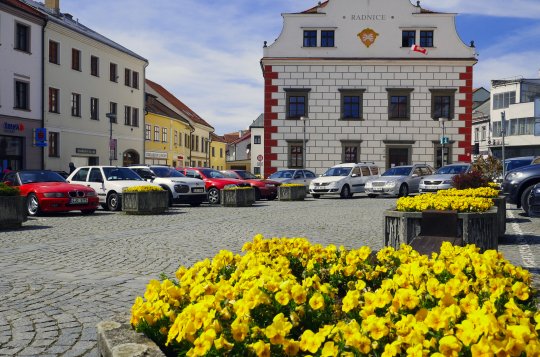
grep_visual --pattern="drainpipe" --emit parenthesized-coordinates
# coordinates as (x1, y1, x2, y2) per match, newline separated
(189, 124, 195, 166)
(40, 20, 46, 169)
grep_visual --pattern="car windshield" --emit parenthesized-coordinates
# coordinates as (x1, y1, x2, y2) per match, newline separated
(103, 167, 143, 181)
(505, 160, 532, 172)
(269, 170, 296, 179)
(151, 167, 185, 178)
(322, 167, 352, 176)
(220, 171, 238, 179)
(236, 171, 258, 179)
(19, 171, 66, 184)
(435, 165, 469, 175)
(382, 167, 412, 176)
(200, 169, 227, 179)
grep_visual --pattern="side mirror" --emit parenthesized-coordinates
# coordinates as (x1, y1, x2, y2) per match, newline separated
(351, 174, 358, 177)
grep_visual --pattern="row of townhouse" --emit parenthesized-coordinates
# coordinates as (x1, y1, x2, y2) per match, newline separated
(0, 0, 225, 173)
(471, 79, 540, 161)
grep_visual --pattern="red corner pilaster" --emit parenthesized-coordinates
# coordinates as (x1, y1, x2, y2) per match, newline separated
(457, 66, 474, 162)
(263, 65, 279, 178)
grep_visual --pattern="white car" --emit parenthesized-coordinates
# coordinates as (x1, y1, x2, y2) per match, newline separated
(129, 165, 206, 206)
(67, 166, 161, 211)
(309, 163, 380, 198)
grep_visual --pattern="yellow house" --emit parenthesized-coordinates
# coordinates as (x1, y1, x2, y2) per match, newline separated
(210, 133, 227, 170)
(144, 94, 192, 168)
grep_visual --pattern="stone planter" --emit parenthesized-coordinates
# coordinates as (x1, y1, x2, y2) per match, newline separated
(492, 196, 506, 237)
(122, 190, 168, 215)
(97, 316, 164, 357)
(0, 196, 27, 229)
(221, 188, 255, 207)
(278, 185, 306, 201)
(384, 207, 498, 252)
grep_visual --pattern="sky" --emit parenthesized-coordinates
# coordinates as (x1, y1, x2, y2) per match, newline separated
(57, 0, 540, 135)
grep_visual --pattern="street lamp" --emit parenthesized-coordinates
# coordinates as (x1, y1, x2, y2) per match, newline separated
(300, 116, 308, 168)
(501, 111, 507, 179)
(105, 112, 116, 165)
(438, 117, 449, 167)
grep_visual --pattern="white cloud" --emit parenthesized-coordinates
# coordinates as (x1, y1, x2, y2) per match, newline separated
(420, 0, 540, 19)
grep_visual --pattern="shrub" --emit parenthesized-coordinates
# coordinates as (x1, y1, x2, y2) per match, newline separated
(123, 185, 164, 193)
(131, 235, 539, 357)
(0, 183, 20, 196)
(452, 170, 489, 189)
(471, 156, 502, 182)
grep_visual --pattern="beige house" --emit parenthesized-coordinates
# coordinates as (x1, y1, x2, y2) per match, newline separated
(23, 0, 148, 171)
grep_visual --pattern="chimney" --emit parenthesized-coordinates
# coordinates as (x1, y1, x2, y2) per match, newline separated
(44, 0, 60, 13)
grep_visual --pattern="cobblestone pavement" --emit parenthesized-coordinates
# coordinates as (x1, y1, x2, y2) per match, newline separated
(0, 196, 539, 356)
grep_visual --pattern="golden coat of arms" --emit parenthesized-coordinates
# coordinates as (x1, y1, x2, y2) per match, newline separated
(357, 28, 379, 48)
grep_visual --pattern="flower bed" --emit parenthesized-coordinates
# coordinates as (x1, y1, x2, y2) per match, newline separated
(0, 183, 26, 229)
(278, 184, 306, 201)
(131, 235, 539, 356)
(396, 194, 494, 213)
(122, 186, 168, 215)
(221, 187, 255, 207)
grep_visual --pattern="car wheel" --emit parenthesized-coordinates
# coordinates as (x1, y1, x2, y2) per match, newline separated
(107, 192, 121, 211)
(398, 184, 409, 197)
(368, 194, 377, 198)
(207, 187, 220, 204)
(26, 193, 41, 216)
(254, 188, 261, 201)
(340, 185, 351, 199)
(81, 209, 96, 215)
(312, 194, 320, 199)
(521, 185, 533, 216)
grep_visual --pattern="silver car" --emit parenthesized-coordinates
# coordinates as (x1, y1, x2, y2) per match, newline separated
(418, 163, 471, 193)
(267, 169, 316, 192)
(365, 164, 434, 197)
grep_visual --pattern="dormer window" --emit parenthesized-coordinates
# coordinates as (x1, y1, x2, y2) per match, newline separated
(303, 30, 317, 47)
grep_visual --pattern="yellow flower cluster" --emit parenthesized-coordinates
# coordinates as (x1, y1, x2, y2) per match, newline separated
(123, 185, 165, 193)
(223, 186, 253, 191)
(437, 187, 500, 198)
(131, 235, 540, 356)
(396, 188, 497, 213)
(280, 183, 306, 188)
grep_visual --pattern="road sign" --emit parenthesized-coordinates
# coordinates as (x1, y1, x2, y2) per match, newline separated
(35, 141, 47, 147)
(440, 137, 449, 144)
(257, 154, 263, 161)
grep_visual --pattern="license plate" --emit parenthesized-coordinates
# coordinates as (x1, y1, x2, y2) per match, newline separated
(427, 185, 438, 190)
(373, 187, 383, 191)
(192, 188, 204, 193)
(70, 197, 88, 204)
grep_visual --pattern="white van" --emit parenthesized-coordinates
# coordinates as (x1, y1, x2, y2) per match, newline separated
(309, 163, 380, 198)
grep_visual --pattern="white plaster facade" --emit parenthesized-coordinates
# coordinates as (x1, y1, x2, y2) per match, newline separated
(0, 1, 44, 170)
(261, 0, 477, 177)
(21, 0, 147, 171)
(490, 78, 540, 158)
(249, 114, 265, 176)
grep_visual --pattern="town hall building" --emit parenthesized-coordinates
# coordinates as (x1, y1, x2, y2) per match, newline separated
(261, 0, 477, 177)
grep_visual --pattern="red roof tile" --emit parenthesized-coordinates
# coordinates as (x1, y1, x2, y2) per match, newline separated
(2, 0, 45, 18)
(210, 133, 227, 143)
(146, 79, 214, 130)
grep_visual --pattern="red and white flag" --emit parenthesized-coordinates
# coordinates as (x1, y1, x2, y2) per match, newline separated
(411, 44, 428, 55)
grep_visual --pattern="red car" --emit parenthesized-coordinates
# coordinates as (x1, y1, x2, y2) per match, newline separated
(220, 169, 280, 200)
(2, 170, 99, 216)
(178, 167, 250, 204)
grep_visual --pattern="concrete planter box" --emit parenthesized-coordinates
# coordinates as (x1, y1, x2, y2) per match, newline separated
(97, 316, 164, 357)
(221, 188, 255, 207)
(122, 190, 168, 215)
(492, 196, 506, 237)
(0, 196, 27, 229)
(384, 207, 498, 252)
(278, 186, 306, 201)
